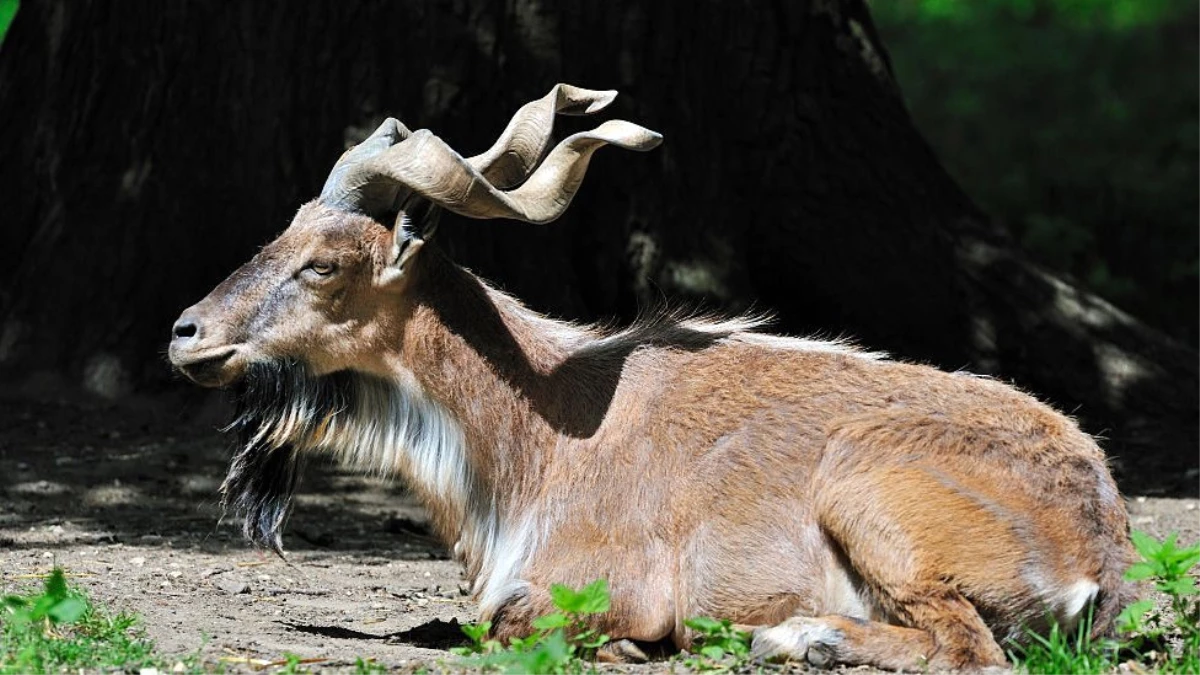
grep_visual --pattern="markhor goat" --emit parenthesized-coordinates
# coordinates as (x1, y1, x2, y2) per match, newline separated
(169, 85, 1135, 669)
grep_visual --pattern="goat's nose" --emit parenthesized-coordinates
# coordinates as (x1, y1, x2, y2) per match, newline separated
(172, 316, 200, 341)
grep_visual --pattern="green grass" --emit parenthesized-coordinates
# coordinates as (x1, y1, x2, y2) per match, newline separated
(0, 568, 194, 674)
(678, 616, 751, 672)
(451, 581, 753, 673)
(1010, 530, 1200, 674)
(1008, 606, 1121, 674)
(453, 579, 612, 674)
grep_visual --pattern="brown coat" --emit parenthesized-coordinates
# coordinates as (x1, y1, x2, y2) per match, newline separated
(171, 204, 1135, 670)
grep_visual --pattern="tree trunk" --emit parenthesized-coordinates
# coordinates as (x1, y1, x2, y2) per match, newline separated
(2, 0, 1194, 492)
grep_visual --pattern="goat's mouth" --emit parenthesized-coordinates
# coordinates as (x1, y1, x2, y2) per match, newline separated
(171, 347, 241, 387)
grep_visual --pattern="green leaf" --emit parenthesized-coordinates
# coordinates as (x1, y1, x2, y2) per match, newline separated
(1129, 530, 1161, 560)
(539, 630, 571, 661)
(28, 594, 58, 621)
(48, 596, 87, 624)
(700, 645, 727, 660)
(460, 620, 491, 644)
(549, 584, 584, 614)
(685, 616, 725, 635)
(508, 634, 538, 651)
(44, 568, 70, 601)
(1173, 547, 1200, 573)
(2, 595, 28, 610)
(726, 634, 751, 656)
(1160, 577, 1198, 597)
(1116, 599, 1154, 633)
(579, 633, 610, 650)
(532, 613, 570, 630)
(1125, 561, 1157, 581)
(573, 579, 611, 614)
(549, 579, 610, 615)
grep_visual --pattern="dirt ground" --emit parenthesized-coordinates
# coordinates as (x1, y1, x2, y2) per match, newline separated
(1, 390, 1197, 672)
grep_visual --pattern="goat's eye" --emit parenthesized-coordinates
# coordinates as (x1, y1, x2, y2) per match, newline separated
(307, 261, 336, 276)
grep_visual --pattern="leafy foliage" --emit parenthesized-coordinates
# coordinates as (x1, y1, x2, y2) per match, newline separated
(679, 616, 751, 672)
(0, 568, 176, 674)
(872, 0, 1199, 346)
(453, 579, 611, 674)
(1010, 530, 1200, 674)
(1117, 531, 1200, 673)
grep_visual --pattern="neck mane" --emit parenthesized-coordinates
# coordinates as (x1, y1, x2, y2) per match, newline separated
(221, 246, 779, 615)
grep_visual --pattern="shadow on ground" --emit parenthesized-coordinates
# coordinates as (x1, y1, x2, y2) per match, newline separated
(0, 390, 447, 556)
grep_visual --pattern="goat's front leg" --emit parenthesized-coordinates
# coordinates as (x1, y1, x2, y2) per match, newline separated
(751, 615, 942, 670)
(486, 585, 658, 663)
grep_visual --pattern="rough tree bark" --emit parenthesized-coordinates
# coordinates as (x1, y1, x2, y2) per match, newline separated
(1, 1, 1194, 492)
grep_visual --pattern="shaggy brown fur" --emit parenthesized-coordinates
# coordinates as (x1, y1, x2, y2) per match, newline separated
(170, 201, 1135, 670)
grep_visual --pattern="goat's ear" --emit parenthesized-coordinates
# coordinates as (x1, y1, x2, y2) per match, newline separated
(377, 212, 424, 287)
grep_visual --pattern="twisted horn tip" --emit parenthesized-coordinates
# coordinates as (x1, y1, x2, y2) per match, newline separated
(555, 84, 619, 116)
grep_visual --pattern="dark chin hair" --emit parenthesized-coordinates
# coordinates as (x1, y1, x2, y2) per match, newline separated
(220, 359, 352, 554)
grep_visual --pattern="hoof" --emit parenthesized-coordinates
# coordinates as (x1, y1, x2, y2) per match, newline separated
(750, 617, 844, 668)
(596, 638, 650, 664)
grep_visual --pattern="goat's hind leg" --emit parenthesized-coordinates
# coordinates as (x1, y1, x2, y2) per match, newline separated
(786, 461, 1014, 669)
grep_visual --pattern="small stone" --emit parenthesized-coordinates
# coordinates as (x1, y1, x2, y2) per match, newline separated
(49, 525, 64, 535)
(130, 556, 146, 567)
(217, 580, 250, 595)
(169, 571, 183, 579)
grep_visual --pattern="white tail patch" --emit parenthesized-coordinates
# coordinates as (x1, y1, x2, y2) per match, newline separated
(1050, 579, 1100, 630)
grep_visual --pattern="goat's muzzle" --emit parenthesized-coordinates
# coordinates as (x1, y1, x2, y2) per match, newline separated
(169, 308, 242, 387)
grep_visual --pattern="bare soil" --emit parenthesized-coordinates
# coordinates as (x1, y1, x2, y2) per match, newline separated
(1, 390, 1197, 672)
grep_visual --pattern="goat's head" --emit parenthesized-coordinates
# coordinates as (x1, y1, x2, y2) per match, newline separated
(168, 85, 661, 388)
(168, 85, 660, 552)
